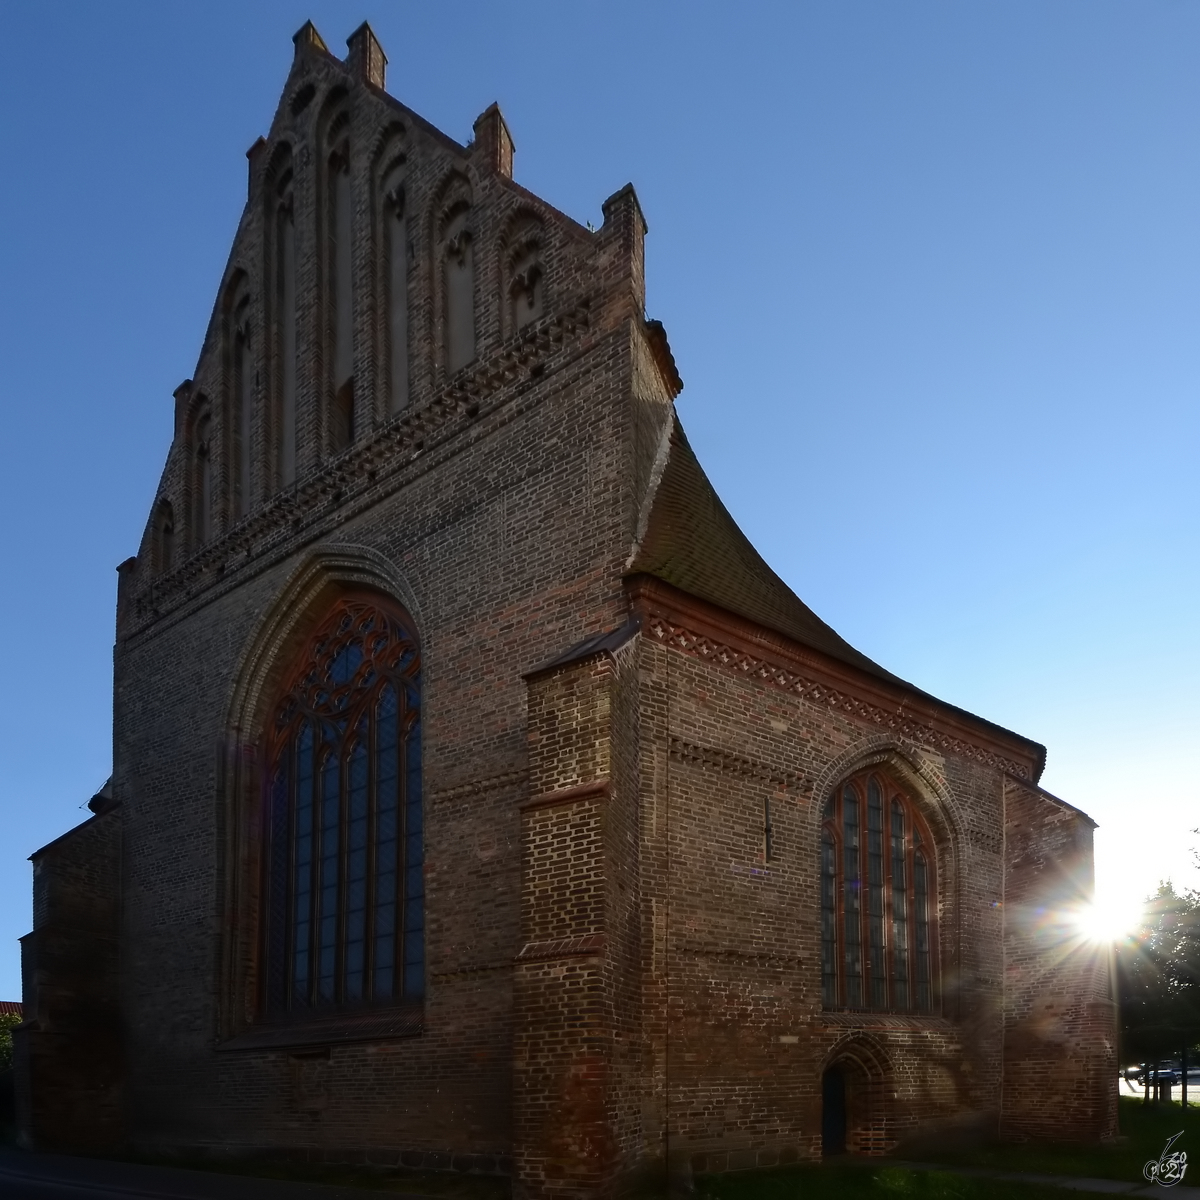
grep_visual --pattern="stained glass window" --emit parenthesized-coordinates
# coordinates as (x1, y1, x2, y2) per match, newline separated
(264, 593, 423, 1012)
(819, 771, 936, 1013)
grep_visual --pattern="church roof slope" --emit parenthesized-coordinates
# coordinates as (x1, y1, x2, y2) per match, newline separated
(627, 414, 902, 683)
(626, 415, 1046, 772)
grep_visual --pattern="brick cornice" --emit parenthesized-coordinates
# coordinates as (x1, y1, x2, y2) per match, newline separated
(629, 576, 1041, 780)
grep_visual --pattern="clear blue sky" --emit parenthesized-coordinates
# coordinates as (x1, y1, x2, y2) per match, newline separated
(1, 1, 1197, 1000)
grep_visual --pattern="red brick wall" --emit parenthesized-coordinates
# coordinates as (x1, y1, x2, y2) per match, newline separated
(22, 25, 1113, 1195)
(1000, 779, 1117, 1142)
(17, 808, 123, 1152)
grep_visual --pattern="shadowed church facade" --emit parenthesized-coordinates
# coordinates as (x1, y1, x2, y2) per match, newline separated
(16, 22, 1116, 1197)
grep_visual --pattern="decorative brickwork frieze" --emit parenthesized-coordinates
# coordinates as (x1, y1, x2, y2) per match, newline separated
(129, 302, 591, 635)
(431, 768, 528, 805)
(669, 736, 810, 795)
(648, 615, 1031, 779)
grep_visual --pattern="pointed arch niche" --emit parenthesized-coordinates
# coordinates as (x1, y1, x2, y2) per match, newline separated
(501, 211, 546, 337)
(153, 498, 175, 574)
(223, 272, 253, 521)
(188, 395, 214, 549)
(436, 174, 476, 375)
(266, 143, 297, 488)
(320, 91, 355, 454)
(376, 130, 409, 415)
(216, 551, 427, 1046)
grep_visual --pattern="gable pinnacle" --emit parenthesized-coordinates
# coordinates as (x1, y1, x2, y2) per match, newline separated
(346, 22, 387, 90)
(472, 103, 514, 179)
(292, 20, 329, 56)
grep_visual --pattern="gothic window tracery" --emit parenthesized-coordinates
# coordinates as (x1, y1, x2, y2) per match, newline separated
(263, 593, 423, 1013)
(820, 771, 936, 1013)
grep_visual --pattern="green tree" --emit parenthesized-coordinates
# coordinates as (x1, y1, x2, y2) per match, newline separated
(0, 1013, 18, 1073)
(1117, 882, 1200, 1087)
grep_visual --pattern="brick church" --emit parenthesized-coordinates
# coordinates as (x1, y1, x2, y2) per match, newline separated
(16, 21, 1116, 1197)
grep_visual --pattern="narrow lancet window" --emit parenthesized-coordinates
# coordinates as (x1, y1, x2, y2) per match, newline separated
(383, 163, 409, 413)
(443, 206, 475, 373)
(265, 594, 423, 1013)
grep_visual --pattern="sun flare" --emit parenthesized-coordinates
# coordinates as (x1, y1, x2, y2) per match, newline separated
(1074, 897, 1142, 944)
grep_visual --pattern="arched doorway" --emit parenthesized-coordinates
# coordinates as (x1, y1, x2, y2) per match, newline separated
(821, 1066, 847, 1156)
(821, 1040, 893, 1156)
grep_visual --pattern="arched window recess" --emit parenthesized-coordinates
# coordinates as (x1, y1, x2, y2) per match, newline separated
(821, 770, 937, 1014)
(380, 152, 409, 415)
(262, 593, 424, 1015)
(189, 398, 213, 549)
(223, 275, 254, 521)
(323, 102, 355, 453)
(502, 213, 546, 336)
(268, 146, 297, 490)
(439, 193, 476, 375)
(153, 499, 176, 575)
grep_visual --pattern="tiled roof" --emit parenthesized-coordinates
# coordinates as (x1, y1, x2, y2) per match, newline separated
(0, 1001, 22, 1017)
(625, 414, 1046, 773)
(627, 415, 902, 684)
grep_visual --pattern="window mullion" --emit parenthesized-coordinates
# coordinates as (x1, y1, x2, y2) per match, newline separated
(364, 695, 377, 1002)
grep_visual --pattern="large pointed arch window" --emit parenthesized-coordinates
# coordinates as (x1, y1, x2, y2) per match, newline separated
(263, 593, 423, 1012)
(821, 771, 936, 1013)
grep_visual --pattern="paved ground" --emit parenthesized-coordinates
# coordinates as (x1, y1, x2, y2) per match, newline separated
(0, 1150, 410, 1199)
(3, 1149, 1200, 1199)
(894, 1159, 1200, 1197)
